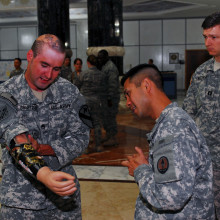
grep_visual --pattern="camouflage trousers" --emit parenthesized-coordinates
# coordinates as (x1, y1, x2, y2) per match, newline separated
(101, 96, 120, 138)
(213, 169, 220, 220)
(0, 205, 82, 220)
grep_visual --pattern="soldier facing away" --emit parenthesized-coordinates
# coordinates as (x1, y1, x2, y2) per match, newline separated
(75, 55, 106, 153)
(97, 50, 120, 147)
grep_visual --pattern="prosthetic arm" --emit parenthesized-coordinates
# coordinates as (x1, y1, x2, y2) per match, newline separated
(0, 92, 47, 177)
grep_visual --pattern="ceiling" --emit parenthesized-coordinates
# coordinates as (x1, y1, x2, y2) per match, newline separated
(0, 0, 219, 24)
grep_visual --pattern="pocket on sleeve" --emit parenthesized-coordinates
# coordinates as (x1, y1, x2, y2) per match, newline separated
(153, 136, 180, 184)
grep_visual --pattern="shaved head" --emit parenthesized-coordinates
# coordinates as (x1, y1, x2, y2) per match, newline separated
(121, 64, 163, 91)
(31, 34, 65, 58)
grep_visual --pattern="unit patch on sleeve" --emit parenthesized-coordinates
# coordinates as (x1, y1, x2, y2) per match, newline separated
(157, 156, 169, 174)
(153, 136, 179, 183)
(79, 104, 93, 128)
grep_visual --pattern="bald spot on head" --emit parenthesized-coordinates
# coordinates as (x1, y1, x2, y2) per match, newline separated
(31, 34, 65, 58)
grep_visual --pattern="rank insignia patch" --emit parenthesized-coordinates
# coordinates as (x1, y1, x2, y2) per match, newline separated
(157, 156, 169, 174)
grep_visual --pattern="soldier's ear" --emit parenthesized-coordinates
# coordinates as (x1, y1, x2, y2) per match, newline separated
(142, 78, 150, 91)
(27, 50, 34, 62)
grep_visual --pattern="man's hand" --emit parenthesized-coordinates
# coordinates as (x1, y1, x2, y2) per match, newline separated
(37, 167, 77, 197)
(121, 146, 149, 176)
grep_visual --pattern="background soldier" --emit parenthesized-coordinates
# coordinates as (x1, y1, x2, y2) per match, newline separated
(72, 58, 83, 84)
(75, 55, 106, 153)
(60, 56, 72, 82)
(9, 58, 24, 78)
(97, 50, 120, 147)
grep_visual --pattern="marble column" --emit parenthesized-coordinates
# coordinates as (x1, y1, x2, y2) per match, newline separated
(37, 0, 72, 57)
(87, 0, 124, 74)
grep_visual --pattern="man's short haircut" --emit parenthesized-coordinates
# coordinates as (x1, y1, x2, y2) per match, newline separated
(202, 11, 220, 29)
(74, 58, 83, 65)
(121, 64, 163, 91)
(14, 58, 21, 63)
(98, 49, 109, 58)
(87, 55, 97, 66)
(31, 34, 65, 58)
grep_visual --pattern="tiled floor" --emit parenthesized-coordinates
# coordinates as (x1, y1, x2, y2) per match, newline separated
(80, 180, 139, 220)
(74, 165, 134, 181)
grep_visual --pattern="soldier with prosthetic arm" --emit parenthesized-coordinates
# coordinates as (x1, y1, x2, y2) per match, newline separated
(0, 92, 76, 197)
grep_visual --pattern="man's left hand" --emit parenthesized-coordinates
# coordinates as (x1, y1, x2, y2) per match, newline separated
(121, 146, 148, 176)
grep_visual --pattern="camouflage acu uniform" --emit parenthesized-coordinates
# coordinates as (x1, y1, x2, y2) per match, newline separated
(9, 68, 24, 78)
(59, 66, 72, 82)
(134, 102, 214, 219)
(182, 58, 220, 218)
(75, 66, 106, 148)
(101, 60, 120, 138)
(72, 71, 80, 85)
(0, 74, 90, 219)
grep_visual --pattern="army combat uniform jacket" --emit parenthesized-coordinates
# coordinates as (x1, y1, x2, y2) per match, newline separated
(0, 74, 90, 212)
(9, 68, 24, 78)
(60, 66, 72, 82)
(134, 103, 214, 219)
(75, 66, 106, 102)
(101, 60, 120, 100)
(182, 58, 220, 171)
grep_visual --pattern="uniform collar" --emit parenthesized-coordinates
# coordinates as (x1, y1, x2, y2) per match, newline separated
(206, 57, 215, 72)
(147, 102, 178, 143)
(89, 66, 97, 70)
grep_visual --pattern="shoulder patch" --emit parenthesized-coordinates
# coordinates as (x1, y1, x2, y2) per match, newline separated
(79, 105, 93, 128)
(0, 92, 17, 123)
(153, 136, 179, 183)
(157, 156, 169, 174)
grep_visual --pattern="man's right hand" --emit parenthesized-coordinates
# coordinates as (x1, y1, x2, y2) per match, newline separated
(37, 167, 77, 196)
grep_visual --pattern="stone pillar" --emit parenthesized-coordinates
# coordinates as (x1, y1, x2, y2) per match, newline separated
(37, 0, 72, 57)
(87, 0, 124, 74)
